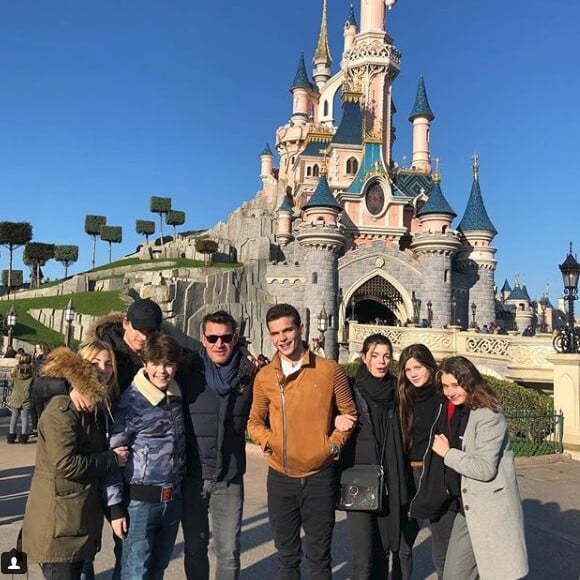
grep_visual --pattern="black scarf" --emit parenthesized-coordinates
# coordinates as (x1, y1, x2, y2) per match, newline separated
(199, 347, 242, 396)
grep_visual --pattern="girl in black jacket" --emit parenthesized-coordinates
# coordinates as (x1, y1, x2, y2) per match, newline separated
(397, 344, 445, 579)
(340, 334, 412, 579)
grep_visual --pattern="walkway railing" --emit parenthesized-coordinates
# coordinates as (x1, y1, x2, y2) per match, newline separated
(507, 410, 564, 456)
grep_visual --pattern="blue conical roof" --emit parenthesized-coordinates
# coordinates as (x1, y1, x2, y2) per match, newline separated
(458, 176, 497, 234)
(346, 4, 357, 27)
(409, 76, 434, 122)
(501, 279, 512, 293)
(291, 53, 311, 91)
(332, 99, 363, 145)
(302, 175, 342, 210)
(416, 180, 456, 218)
(261, 143, 273, 156)
(509, 284, 529, 301)
(278, 196, 292, 212)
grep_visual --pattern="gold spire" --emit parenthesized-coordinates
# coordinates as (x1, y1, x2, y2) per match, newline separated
(472, 152, 479, 180)
(313, 0, 332, 65)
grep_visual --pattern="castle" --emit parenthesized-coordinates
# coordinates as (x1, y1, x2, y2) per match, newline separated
(155, 0, 500, 359)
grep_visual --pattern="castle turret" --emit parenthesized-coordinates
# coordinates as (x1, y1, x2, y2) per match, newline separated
(409, 76, 434, 173)
(296, 174, 345, 359)
(343, 4, 358, 59)
(505, 281, 533, 334)
(290, 53, 314, 127)
(312, 0, 332, 90)
(276, 196, 293, 247)
(260, 144, 274, 179)
(456, 155, 498, 328)
(411, 173, 461, 327)
(344, 0, 400, 168)
(500, 279, 512, 302)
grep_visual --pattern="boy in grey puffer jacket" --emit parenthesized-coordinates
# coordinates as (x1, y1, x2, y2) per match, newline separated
(105, 333, 185, 579)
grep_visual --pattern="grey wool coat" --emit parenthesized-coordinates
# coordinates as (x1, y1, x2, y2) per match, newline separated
(444, 407, 528, 580)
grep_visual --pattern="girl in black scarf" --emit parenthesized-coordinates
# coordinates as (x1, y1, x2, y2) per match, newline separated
(340, 334, 411, 579)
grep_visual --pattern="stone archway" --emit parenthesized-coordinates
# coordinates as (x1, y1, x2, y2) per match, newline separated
(343, 274, 407, 329)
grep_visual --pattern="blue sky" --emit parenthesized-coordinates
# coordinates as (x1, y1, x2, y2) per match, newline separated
(0, 0, 578, 303)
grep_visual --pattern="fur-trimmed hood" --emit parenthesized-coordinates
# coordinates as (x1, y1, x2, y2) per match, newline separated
(38, 347, 111, 408)
(85, 311, 125, 345)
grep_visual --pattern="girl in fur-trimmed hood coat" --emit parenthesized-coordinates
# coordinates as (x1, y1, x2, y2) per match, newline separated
(22, 347, 123, 575)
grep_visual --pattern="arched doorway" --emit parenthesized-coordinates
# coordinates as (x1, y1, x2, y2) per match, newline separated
(346, 275, 404, 325)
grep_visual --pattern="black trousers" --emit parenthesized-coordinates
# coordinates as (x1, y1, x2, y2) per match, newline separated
(267, 466, 336, 580)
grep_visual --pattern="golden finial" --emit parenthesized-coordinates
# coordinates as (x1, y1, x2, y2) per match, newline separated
(319, 147, 330, 174)
(432, 157, 441, 183)
(472, 152, 479, 180)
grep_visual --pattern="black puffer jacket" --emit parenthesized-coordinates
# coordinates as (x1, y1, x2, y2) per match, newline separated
(179, 351, 254, 482)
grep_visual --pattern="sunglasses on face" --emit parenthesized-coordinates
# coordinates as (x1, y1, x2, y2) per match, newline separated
(204, 333, 234, 344)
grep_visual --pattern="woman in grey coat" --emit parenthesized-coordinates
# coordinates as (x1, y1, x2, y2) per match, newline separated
(432, 356, 528, 580)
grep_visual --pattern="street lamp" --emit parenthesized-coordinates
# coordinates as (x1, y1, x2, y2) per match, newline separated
(317, 305, 329, 345)
(426, 300, 433, 327)
(554, 245, 580, 353)
(451, 294, 457, 327)
(470, 302, 477, 329)
(538, 296, 548, 334)
(64, 298, 76, 348)
(6, 305, 17, 349)
(411, 291, 421, 326)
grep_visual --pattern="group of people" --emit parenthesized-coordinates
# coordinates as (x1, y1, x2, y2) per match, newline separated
(15, 298, 528, 580)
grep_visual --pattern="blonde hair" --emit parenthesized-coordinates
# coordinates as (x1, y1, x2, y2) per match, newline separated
(78, 340, 119, 400)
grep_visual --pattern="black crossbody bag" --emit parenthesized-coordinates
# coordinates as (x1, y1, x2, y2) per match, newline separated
(337, 421, 389, 512)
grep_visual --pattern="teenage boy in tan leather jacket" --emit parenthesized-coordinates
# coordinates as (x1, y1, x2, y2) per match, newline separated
(248, 303, 356, 580)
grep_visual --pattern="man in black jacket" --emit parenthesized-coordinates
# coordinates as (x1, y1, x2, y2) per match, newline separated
(179, 310, 254, 580)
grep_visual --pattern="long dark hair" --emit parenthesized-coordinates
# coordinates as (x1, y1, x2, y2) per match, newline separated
(361, 333, 393, 362)
(397, 344, 438, 452)
(437, 356, 500, 411)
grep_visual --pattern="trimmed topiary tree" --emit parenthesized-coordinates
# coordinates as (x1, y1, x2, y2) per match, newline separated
(100, 226, 123, 264)
(136, 220, 155, 244)
(84, 215, 107, 269)
(23, 242, 55, 288)
(1, 269, 23, 289)
(166, 210, 185, 241)
(0, 221, 33, 290)
(195, 238, 218, 265)
(54, 245, 79, 278)
(150, 196, 171, 244)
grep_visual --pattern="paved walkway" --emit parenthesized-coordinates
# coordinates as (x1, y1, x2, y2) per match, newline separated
(0, 413, 579, 579)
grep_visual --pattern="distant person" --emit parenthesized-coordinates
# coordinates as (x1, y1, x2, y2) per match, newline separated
(106, 334, 186, 579)
(522, 325, 534, 337)
(22, 345, 128, 580)
(7, 354, 34, 444)
(4, 345, 16, 358)
(30, 341, 51, 434)
(248, 303, 357, 579)
(310, 336, 326, 358)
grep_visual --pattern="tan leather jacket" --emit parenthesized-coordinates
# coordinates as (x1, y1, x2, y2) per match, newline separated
(248, 349, 356, 478)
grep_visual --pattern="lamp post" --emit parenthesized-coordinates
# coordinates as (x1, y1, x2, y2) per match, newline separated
(451, 294, 457, 327)
(411, 291, 421, 326)
(426, 300, 433, 328)
(317, 305, 329, 346)
(64, 298, 76, 348)
(470, 301, 477, 329)
(554, 245, 580, 353)
(538, 297, 548, 334)
(6, 305, 17, 349)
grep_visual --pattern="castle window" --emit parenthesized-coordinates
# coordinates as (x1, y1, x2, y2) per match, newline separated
(444, 269, 449, 282)
(306, 166, 312, 177)
(323, 100, 329, 116)
(312, 272, 318, 284)
(313, 164, 320, 177)
(364, 182, 385, 216)
(442, 225, 448, 233)
(346, 157, 359, 175)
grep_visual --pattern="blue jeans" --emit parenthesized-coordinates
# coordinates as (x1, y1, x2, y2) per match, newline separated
(182, 476, 244, 580)
(9, 407, 29, 435)
(121, 497, 182, 580)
